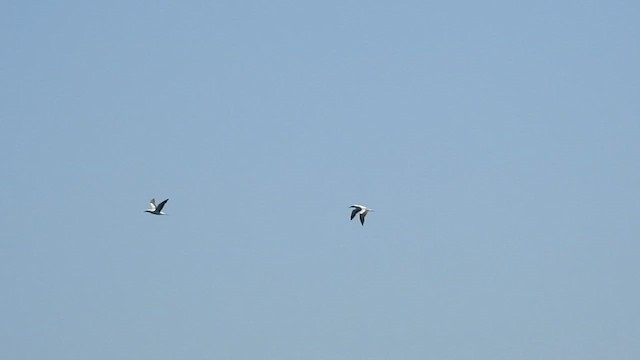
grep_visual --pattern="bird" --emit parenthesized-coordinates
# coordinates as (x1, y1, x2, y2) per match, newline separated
(145, 198, 169, 215)
(349, 204, 373, 225)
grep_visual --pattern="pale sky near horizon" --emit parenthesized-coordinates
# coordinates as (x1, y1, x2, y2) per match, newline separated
(1, 1, 639, 359)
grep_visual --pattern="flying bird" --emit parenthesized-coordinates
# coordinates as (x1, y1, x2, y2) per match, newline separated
(145, 198, 169, 215)
(349, 204, 373, 225)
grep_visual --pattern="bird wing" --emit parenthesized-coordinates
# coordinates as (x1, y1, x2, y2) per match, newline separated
(148, 198, 156, 211)
(359, 212, 367, 225)
(350, 207, 361, 220)
(156, 199, 169, 212)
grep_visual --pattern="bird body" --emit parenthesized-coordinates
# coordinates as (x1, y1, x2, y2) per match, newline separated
(349, 204, 373, 225)
(145, 198, 169, 215)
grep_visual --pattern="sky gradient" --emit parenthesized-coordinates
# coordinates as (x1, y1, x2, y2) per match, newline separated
(1, 1, 639, 359)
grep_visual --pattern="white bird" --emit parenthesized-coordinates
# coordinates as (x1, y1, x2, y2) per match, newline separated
(145, 198, 169, 215)
(349, 204, 373, 226)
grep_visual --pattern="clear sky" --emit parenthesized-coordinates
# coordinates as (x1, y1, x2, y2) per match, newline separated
(1, 1, 639, 359)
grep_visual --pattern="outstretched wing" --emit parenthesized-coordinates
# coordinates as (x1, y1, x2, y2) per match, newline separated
(148, 198, 157, 211)
(350, 207, 361, 220)
(359, 212, 367, 225)
(156, 199, 169, 212)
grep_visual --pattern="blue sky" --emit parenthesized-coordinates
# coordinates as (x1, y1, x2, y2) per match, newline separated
(1, 1, 639, 359)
